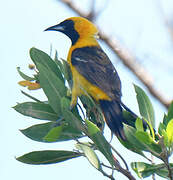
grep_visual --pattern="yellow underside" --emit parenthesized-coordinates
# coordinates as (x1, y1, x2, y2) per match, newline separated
(67, 37, 111, 107)
(70, 66, 110, 107)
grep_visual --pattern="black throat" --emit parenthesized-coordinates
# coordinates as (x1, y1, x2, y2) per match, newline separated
(60, 20, 80, 45)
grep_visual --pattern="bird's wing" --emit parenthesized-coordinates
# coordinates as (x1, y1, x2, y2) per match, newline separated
(71, 46, 122, 100)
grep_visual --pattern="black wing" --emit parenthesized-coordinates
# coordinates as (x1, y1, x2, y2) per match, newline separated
(71, 46, 122, 100)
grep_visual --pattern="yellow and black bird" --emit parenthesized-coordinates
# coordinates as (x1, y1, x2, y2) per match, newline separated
(45, 17, 134, 140)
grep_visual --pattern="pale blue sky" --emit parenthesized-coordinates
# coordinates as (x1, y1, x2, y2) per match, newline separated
(1, 0, 173, 179)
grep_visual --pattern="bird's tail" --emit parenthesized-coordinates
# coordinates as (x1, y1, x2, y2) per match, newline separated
(121, 102, 148, 129)
(99, 100, 126, 140)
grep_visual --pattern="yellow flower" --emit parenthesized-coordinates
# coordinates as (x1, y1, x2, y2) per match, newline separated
(18, 80, 41, 90)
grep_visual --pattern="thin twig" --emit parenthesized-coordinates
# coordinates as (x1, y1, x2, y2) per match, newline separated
(159, 136, 173, 180)
(100, 169, 116, 180)
(101, 163, 136, 180)
(59, 0, 171, 109)
(162, 157, 173, 180)
(151, 154, 156, 180)
(115, 163, 136, 180)
(21, 90, 42, 103)
(110, 144, 129, 170)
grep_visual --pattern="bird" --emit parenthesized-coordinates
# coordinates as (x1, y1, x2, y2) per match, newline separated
(45, 17, 135, 140)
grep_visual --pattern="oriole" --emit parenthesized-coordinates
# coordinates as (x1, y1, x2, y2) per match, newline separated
(45, 17, 132, 140)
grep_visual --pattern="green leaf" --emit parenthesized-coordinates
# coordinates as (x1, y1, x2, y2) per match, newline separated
(123, 124, 147, 151)
(135, 131, 153, 144)
(155, 163, 173, 178)
(76, 143, 101, 170)
(61, 97, 85, 133)
(21, 90, 42, 103)
(43, 125, 63, 142)
(131, 162, 173, 179)
(30, 47, 64, 82)
(162, 130, 169, 147)
(135, 118, 144, 131)
(131, 162, 154, 178)
(17, 150, 81, 165)
(163, 102, 173, 126)
(37, 63, 66, 114)
(62, 59, 72, 87)
(20, 122, 54, 142)
(37, 62, 66, 97)
(134, 85, 155, 128)
(86, 119, 100, 135)
(119, 138, 146, 158)
(167, 102, 173, 120)
(13, 102, 58, 121)
(80, 95, 105, 131)
(17, 67, 35, 81)
(120, 125, 150, 159)
(166, 119, 173, 147)
(158, 122, 166, 136)
(135, 131, 162, 154)
(20, 122, 83, 143)
(54, 50, 58, 62)
(85, 120, 115, 167)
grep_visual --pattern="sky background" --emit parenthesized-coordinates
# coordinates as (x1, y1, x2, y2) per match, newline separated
(1, 0, 173, 179)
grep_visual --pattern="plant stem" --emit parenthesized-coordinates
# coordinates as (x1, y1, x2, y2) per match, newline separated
(101, 163, 136, 180)
(162, 157, 173, 180)
(151, 154, 156, 180)
(100, 169, 115, 180)
(116, 163, 136, 180)
(110, 144, 129, 170)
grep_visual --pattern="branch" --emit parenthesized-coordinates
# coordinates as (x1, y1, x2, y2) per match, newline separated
(101, 163, 136, 180)
(111, 144, 129, 170)
(59, 0, 171, 109)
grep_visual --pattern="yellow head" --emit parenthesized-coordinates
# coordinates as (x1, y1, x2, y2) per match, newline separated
(45, 17, 98, 45)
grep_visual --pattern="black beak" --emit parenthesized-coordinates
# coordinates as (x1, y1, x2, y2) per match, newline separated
(44, 24, 65, 32)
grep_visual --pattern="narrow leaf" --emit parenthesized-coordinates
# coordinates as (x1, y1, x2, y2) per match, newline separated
(167, 102, 173, 121)
(21, 90, 42, 103)
(17, 150, 81, 165)
(13, 102, 58, 121)
(134, 85, 155, 128)
(131, 162, 172, 179)
(61, 97, 85, 133)
(164, 102, 173, 126)
(135, 131, 153, 144)
(43, 126, 63, 142)
(20, 122, 54, 142)
(62, 59, 72, 86)
(37, 63, 63, 114)
(20, 122, 83, 143)
(123, 124, 147, 151)
(135, 131, 162, 154)
(86, 120, 115, 167)
(37, 62, 66, 97)
(158, 122, 166, 136)
(166, 119, 173, 147)
(17, 67, 35, 81)
(135, 118, 144, 131)
(76, 143, 101, 170)
(30, 47, 64, 82)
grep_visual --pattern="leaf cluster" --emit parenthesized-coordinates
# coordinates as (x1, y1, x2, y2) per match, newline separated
(14, 48, 173, 179)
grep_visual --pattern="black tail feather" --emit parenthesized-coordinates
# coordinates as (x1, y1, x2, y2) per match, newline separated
(121, 102, 148, 129)
(99, 100, 126, 141)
